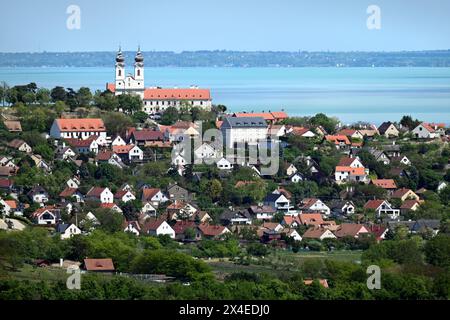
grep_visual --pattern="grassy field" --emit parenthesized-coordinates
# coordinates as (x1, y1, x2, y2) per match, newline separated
(207, 250, 362, 279)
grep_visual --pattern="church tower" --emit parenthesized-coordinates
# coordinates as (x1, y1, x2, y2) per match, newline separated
(134, 46, 144, 89)
(115, 47, 125, 90)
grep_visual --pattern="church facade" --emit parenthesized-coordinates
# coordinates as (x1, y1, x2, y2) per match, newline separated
(106, 48, 212, 115)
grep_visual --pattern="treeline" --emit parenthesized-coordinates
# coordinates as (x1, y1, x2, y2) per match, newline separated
(1, 50, 450, 67)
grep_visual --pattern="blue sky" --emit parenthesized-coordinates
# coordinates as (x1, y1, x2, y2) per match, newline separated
(1, 0, 449, 52)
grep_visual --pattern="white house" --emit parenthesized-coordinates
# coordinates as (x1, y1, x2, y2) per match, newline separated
(66, 177, 80, 189)
(66, 137, 99, 154)
(216, 157, 234, 170)
(438, 181, 448, 193)
(194, 142, 221, 162)
(290, 173, 304, 184)
(86, 187, 114, 204)
(31, 207, 58, 225)
(123, 221, 141, 236)
(57, 223, 82, 239)
(114, 190, 136, 203)
(286, 164, 298, 176)
(112, 135, 127, 146)
(264, 193, 293, 212)
(50, 118, 107, 140)
(141, 202, 157, 216)
(299, 198, 331, 215)
(141, 188, 168, 207)
(284, 229, 302, 241)
(221, 116, 268, 149)
(364, 200, 400, 219)
(143, 219, 175, 239)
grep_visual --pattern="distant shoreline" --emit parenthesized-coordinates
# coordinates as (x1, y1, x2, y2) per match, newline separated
(1, 50, 450, 68)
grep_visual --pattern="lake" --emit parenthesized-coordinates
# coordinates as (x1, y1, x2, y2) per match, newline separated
(0, 67, 449, 125)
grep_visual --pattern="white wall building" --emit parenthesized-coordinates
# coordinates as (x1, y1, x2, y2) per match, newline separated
(221, 116, 268, 149)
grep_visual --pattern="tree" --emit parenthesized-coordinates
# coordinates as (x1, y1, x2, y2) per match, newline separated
(424, 234, 450, 268)
(118, 94, 142, 114)
(209, 179, 223, 201)
(36, 88, 51, 105)
(95, 209, 124, 233)
(77, 87, 92, 108)
(160, 106, 179, 125)
(400, 115, 420, 130)
(50, 86, 66, 102)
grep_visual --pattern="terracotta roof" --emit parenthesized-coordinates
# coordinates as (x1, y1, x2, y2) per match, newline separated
(215, 120, 223, 129)
(371, 179, 397, 189)
(114, 189, 132, 199)
(59, 187, 78, 197)
(334, 223, 369, 238)
(300, 198, 320, 209)
(31, 205, 57, 218)
(100, 203, 119, 209)
(302, 227, 331, 239)
(86, 187, 107, 198)
(325, 135, 351, 145)
(131, 130, 164, 142)
(392, 188, 415, 199)
(270, 111, 289, 120)
(337, 129, 358, 136)
(337, 157, 358, 167)
(172, 220, 197, 235)
(8, 139, 27, 149)
(290, 127, 311, 136)
(112, 145, 134, 154)
(4, 200, 17, 209)
(365, 224, 388, 240)
(144, 88, 210, 100)
(262, 222, 281, 231)
(0, 178, 13, 188)
(400, 199, 421, 210)
(198, 223, 228, 237)
(283, 215, 300, 226)
(83, 258, 115, 271)
(235, 180, 256, 188)
(304, 279, 329, 288)
(106, 83, 116, 92)
(55, 118, 105, 132)
(364, 200, 385, 210)
(65, 136, 97, 148)
(335, 166, 366, 175)
(96, 150, 115, 161)
(298, 213, 324, 226)
(141, 188, 161, 201)
(142, 218, 166, 232)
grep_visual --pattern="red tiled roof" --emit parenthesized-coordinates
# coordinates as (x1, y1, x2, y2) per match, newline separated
(0, 178, 13, 188)
(334, 223, 369, 238)
(298, 213, 324, 226)
(106, 83, 116, 93)
(86, 187, 107, 198)
(55, 118, 105, 132)
(364, 200, 385, 210)
(337, 157, 357, 167)
(131, 130, 164, 141)
(392, 188, 415, 199)
(302, 227, 330, 239)
(83, 258, 115, 271)
(291, 127, 311, 136)
(142, 218, 166, 232)
(335, 166, 366, 175)
(172, 220, 197, 235)
(325, 135, 351, 145)
(300, 198, 319, 209)
(304, 279, 329, 288)
(112, 145, 134, 154)
(65, 136, 97, 148)
(371, 179, 397, 189)
(141, 188, 161, 201)
(4, 200, 17, 209)
(400, 199, 421, 209)
(96, 150, 115, 161)
(337, 129, 358, 136)
(59, 187, 78, 197)
(144, 88, 210, 100)
(198, 223, 228, 237)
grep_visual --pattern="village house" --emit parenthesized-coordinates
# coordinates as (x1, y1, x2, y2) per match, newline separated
(233, 111, 288, 124)
(27, 186, 49, 204)
(198, 224, 231, 239)
(194, 142, 222, 162)
(141, 202, 157, 217)
(112, 144, 144, 162)
(65, 137, 99, 154)
(400, 200, 422, 214)
(167, 183, 190, 201)
(216, 157, 234, 170)
(56, 146, 77, 161)
(334, 223, 370, 239)
(364, 200, 400, 219)
(8, 139, 32, 153)
(281, 215, 301, 228)
(100, 203, 123, 213)
(263, 192, 293, 212)
(378, 121, 399, 138)
(111, 135, 127, 146)
(85, 187, 114, 204)
(50, 118, 107, 140)
(328, 200, 355, 216)
(220, 116, 268, 149)
(56, 223, 82, 239)
(220, 209, 252, 225)
(298, 213, 325, 227)
(288, 126, 316, 138)
(123, 221, 141, 236)
(286, 164, 298, 176)
(371, 179, 397, 195)
(299, 198, 331, 215)
(142, 219, 175, 238)
(114, 189, 136, 203)
(248, 204, 276, 220)
(325, 135, 351, 150)
(303, 227, 337, 240)
(392, 188, 420, 202)
(166, 200, 198, 220)
(172, 221, 201, 241)
(59, 187, 84, 203)
(141, 188, 168, 207)
(95, 150, 126, 169)
(390, 155, 411, 166)
(411, 122, 445, 139)
(31, 206, 60, 225)
(30, 154, 51, 172)
(83, 258, 115, 273)
(3, 120, 22, 132)
(337, 128, 364, 140)
(368, 148, 390, 165)
(128, 128, 165, 146)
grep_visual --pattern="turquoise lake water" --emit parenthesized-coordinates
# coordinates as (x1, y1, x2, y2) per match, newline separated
(0, 67, 449, 125)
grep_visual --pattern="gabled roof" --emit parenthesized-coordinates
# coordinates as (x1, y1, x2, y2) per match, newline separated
(83, 258, 115, 271)
(298, 213, 324, 226)
(0, 178, 13, 188)
(221, 116, 267, 128)
(96, 150, 116, 161)
(392, 188, 417, 199)
(112, 145, 135, 154)
(86, 187, 108, 198)
(3, 120, 22, 132)
(335, 166, 366, 175)
(141, 188, 162, 201)
(337, 157, 358, 167)
(141, 218, 167, 232)
(400, 200, 421, 210)
(198, 224, 228, 237)
(172, 220, 197, 235)
(334, 223, 369, 238)
(131, 129, 164, 141)
(325, 135, 351, 145)
(55, 118, 105, 132)
(8, 139, 27, 149)
(337, 128, 359, 136)
(249, 205, 276, 214)
(364, 199, 386, 210)
(371, 179, 397, 189)
(65, 136, 97, 148)
(59, 187, 79, 198)
(302, 227, 332, 239)
(378, 121, 397, 134)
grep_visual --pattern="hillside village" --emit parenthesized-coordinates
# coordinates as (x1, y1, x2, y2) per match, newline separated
(0, 81, 450, 299)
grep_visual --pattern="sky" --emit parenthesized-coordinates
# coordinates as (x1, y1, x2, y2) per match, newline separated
(0, 0, 449, 52)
